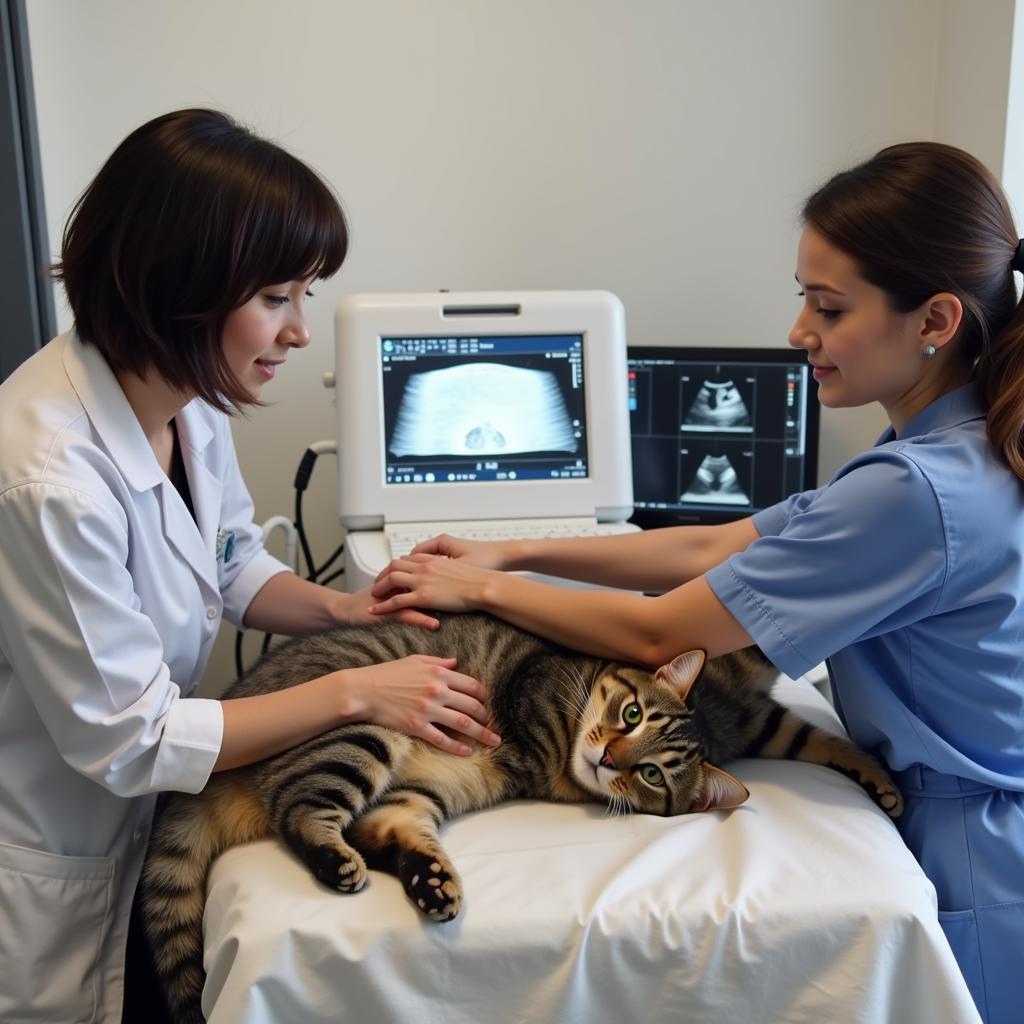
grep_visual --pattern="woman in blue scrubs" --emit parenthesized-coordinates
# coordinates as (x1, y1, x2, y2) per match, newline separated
(370, 142, 1024, 1023)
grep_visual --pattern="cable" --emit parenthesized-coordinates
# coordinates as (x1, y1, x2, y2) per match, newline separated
(293, 441, 338, 580)
(236, 441, 342, 675)
(318, 565, 345, 588)
(314, 541, 345, 579)
(293, 448, 319, 577)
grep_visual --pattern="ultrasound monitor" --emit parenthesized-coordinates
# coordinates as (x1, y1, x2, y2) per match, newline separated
(334, 291, 634, 533)
(627, 346, 820, 527)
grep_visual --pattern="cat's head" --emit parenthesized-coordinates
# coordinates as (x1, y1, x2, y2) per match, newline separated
(569, 650, 749, 815)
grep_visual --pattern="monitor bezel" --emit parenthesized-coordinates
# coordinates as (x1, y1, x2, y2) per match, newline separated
(626, 345, 821, 529)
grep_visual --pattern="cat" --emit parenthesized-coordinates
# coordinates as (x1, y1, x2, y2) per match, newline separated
(140, 612, 902, 1022)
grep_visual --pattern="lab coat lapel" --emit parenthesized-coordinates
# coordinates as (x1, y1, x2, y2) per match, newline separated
(158, 481, 218, 594)
(63, 334, 221, 595)
(171, 402, 223, 594)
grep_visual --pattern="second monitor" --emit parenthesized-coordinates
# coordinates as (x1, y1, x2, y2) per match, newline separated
(628, 346, 820, 528)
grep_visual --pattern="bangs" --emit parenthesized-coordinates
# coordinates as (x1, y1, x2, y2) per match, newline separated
(229, 145, 349, 300)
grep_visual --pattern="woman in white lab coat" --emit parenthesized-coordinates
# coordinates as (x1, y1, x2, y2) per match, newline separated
(0, 108, 500, 1024)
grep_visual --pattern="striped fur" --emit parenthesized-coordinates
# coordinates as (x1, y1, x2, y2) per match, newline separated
(140, 613, 901, 1021)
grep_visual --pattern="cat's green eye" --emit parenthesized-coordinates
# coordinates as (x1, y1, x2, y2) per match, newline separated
(622, 702, 643, 726)
(640, 764, 665, 787)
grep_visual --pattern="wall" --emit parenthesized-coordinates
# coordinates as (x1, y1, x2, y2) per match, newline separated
(1000, 0, 1024, 219)
(24, 0, 1009, 691)
(933, 0, 1015, 176)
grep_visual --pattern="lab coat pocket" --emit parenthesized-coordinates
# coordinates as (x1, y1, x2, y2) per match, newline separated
(938, 907, 985, 1018)
(0, 839, 114, 1023)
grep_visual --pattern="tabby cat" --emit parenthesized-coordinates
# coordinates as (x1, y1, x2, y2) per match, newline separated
(140, 613, 902, 1022)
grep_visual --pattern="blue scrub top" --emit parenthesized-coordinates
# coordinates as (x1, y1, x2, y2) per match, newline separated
(706, 383, 1024, 791)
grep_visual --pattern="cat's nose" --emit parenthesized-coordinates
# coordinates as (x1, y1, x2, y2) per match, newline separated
(599, 746, 617, 769)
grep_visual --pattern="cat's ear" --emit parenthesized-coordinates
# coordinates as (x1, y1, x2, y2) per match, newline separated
(655, 649, 706, 702)
(692, 764, 750, 812)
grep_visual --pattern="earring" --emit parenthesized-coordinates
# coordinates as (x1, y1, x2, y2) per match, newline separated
(922, 344, 937, 358)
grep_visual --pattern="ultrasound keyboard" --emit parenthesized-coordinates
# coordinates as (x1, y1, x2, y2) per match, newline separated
(385, 517, 639, 559)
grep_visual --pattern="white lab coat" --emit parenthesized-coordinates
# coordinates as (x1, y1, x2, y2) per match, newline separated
(0, 333, 291, 1022)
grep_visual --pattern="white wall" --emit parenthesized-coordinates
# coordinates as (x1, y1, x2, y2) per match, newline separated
(1000, 0, 1024, 219)
(934, 0, 1015, 175)
(24, 0, 1014, 691)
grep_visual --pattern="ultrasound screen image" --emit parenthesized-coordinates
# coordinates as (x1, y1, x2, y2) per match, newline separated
(680, 452, 750, 505)
(388, 362, 577, 457)
(682, 379, 752, 431)
(380, 334, 588, 485)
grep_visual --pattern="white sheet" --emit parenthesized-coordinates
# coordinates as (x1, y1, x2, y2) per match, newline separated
(201, 674, 981, 1023)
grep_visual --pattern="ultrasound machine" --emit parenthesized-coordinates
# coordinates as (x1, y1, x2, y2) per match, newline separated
(333, 291, 639, 591)
(324, 289, 819, 591)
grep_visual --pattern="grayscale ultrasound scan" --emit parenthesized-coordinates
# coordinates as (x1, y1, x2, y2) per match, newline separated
(680, 453, 750, 505)
(388, 362, 578, 457)
(682, 379, 752, 431)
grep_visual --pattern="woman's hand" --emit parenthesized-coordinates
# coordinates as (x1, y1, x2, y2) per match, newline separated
(369, 553, 495, 615)
(344, 655, 501, 756)
(404, 533, 512, 570)
(343, 584, 440, 630)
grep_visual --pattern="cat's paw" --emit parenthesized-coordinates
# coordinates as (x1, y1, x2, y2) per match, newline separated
(305, 843, 368, 893)
(829, 757, 904, 819)
(398, 850, 462, 921)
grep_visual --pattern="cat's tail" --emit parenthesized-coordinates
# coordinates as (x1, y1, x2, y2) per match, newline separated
(139, 774, 270, 1024)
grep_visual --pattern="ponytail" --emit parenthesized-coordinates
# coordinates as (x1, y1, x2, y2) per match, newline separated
(977, 297, 1024, 481)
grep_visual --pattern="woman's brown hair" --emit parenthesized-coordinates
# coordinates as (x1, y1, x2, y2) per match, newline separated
(53, 108, 348, 412)
(802, 141, 1024, 480)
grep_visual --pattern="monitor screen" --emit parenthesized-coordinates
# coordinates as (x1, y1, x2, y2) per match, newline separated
(627, 346, 820, 527)
(379, 333, 588, 486)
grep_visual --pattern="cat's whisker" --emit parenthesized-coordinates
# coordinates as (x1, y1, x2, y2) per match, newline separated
(553, 667, 591, 722)
(556, 692, 584, 721)
(569, 675, 593, 715)
(555, 662, 585, 694)
(575, 667, 595, 698)
(557, 661, 588, 696)
(605, 792, 631, 820)
(562, 692, 579, 713)
(555, 673, 580, 699)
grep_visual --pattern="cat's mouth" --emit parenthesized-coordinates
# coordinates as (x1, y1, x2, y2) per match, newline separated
(578, 747, 609, 789)
(571, 736, 617, 798)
